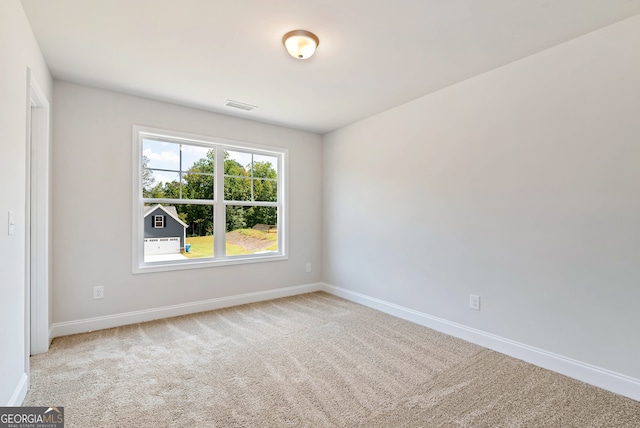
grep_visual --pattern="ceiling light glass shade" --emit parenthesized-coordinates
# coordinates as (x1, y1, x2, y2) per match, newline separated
(282, 30, 319, 59)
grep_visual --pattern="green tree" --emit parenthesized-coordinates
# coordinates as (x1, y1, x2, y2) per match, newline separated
(252, 161, 277, 202)
(141, 156, 155, 197)
(162, 180, 180, 199)
(181, 150, 215, 235)
(223, 153, 251, 231)
(226, 206, 247, 231)
(224, 156, 251, 201)
(245, 161, 277, 227)
(246, 206, 277, 228)
(185, 150, 215, 197)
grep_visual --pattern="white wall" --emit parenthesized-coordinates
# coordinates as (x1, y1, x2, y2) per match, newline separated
(0, 0, 52, 405)
(323, 15, 640, 380)
(52, 82, 322, 325)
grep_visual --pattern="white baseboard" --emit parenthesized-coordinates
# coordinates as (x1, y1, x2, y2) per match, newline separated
(50, 283, 323, 339)
(320, 283, 640, 402)
(7, 372, 28, 406)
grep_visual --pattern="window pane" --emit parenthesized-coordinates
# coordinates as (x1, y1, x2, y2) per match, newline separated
(183, 204, 214, 259)
(183, 146, 214, 174)
(225, 150, 251, 175)
(182, 172, 214, 200)
(224, 176, 251, 201)
(143, 139, 180, 170)
(253, 155, 278, 178)
(142, 170, 180, 198)
(143, 204, 214, 262)
(225, 205, 278, 256)
(253, 179, 278, 202)
(142, 140, 215, 201)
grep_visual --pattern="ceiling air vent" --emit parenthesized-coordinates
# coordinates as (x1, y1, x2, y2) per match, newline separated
(224, 100, 257, 112)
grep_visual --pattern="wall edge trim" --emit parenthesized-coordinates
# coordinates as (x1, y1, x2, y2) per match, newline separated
(7, 372, 29, 406)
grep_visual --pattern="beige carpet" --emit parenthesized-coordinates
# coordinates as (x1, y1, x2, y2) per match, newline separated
(25, 292, 639, 427)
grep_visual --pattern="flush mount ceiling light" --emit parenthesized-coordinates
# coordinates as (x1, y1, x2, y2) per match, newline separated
(282, 30, 319, 59)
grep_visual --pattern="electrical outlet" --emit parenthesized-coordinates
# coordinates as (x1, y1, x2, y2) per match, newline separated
(469, 294, 480, 311)
(93, 286, 104, 300)
(305, 263, 312, 273)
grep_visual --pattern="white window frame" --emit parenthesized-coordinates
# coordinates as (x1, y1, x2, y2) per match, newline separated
(132, 125, 288, 274)
(153, 215, 165, 228)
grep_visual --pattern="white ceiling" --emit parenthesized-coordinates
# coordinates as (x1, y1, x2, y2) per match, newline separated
(21, 0, 640, 134)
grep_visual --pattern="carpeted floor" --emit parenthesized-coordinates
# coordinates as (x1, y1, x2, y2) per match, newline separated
(25, 292, 639, 427)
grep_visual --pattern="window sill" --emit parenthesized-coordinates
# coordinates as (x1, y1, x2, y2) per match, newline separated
(133, 253, 288, 274)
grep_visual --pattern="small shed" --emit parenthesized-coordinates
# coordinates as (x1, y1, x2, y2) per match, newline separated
(144, 204, 189, 255)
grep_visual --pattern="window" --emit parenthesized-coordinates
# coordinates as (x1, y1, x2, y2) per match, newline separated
(133, 126, 287, 273)
(153, 215, 165, 228)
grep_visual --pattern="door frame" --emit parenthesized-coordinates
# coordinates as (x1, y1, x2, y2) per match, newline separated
(26, 69, 50, 356)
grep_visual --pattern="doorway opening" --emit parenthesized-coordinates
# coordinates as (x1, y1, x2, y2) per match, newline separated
(26, 70, 50, 356)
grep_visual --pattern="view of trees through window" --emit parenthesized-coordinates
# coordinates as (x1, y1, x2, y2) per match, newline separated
(141, 138, 280, 261)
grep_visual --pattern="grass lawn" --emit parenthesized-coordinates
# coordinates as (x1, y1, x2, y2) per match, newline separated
(183, 235, 214, 258)
(184, 229, 277, 258)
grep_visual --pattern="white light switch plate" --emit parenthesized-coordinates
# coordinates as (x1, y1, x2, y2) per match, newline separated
(469, 294, 480, 311)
